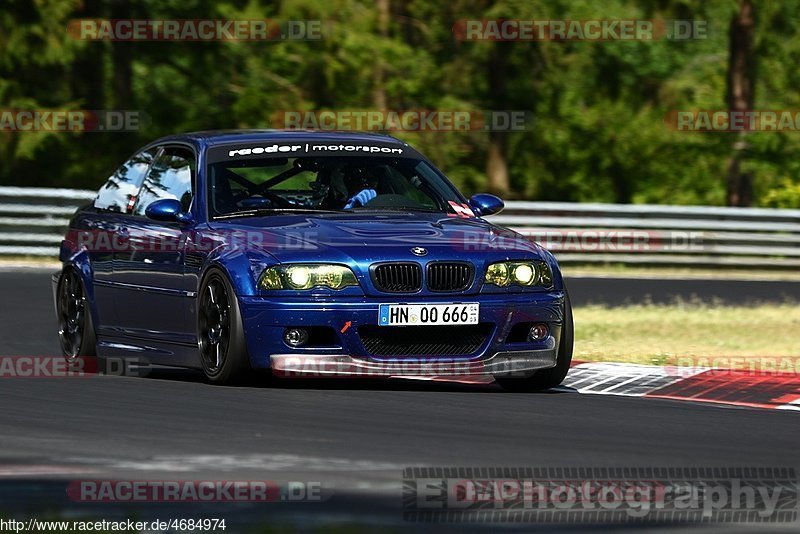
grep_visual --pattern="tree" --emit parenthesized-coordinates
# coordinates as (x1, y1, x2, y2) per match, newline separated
(725, 0, 756, 206)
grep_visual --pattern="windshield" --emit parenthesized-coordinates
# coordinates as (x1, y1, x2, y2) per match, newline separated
(207, 156, 466, 218)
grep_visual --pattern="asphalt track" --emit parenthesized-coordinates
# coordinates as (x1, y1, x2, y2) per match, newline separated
(567, 275, 800, 306)
(1, 270, 799, 531)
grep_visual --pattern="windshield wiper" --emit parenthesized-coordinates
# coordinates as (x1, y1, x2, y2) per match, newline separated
(349, 206, 442, 213)
(214, 208, 342, 220)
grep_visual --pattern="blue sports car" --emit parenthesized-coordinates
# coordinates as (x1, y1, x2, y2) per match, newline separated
(53, 130, 572, 391)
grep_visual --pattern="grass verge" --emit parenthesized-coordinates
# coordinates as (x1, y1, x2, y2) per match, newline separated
(573, 302, 800, 365)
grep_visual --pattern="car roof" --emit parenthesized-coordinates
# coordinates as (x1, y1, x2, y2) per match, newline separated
(151, 129, 408, 148)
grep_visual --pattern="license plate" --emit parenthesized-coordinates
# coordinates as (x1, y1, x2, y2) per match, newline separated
(378, 303, 479, 326)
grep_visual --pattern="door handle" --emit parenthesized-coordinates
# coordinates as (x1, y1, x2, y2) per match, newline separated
(118, 227, 130, 239)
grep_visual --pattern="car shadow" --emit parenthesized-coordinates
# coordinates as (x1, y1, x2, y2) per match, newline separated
(130, 365, 573, 395)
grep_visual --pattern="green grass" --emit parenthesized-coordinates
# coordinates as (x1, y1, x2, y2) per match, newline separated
(573, 303, 800, 365)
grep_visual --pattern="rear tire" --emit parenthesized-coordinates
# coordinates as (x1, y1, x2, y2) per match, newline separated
(56, 268, 107, 373)
(57, 268, 98, 360)
(495, 291, 574, 392)
(197, 270, 250, 384)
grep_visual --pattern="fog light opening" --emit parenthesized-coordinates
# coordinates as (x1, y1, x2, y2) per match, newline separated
(283, 328, 309, 348)
(528, 323, 549, 342)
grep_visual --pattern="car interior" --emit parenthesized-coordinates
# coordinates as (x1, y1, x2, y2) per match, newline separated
(208, 156, 446, 216)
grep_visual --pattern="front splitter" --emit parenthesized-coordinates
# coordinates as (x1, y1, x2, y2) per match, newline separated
(270, 349, 557, 378)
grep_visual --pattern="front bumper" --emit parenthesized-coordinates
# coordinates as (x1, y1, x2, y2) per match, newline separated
(239, 290, 565, 377)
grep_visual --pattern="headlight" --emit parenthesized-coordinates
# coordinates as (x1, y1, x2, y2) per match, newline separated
(485, 260, 553, 288)
(258, 264, 358, 290)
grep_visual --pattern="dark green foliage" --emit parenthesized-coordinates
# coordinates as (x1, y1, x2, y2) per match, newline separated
(1, 0, 798, 206)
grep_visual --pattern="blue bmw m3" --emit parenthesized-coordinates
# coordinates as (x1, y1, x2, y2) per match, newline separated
(53, 130, 573, 391)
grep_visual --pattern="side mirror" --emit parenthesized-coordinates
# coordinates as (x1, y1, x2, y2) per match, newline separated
(468, 193, 505, 216)
(145, 199, 192, 223)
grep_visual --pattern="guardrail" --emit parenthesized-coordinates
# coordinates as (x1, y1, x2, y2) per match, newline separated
(1, 186, 798, 267)
(0, 186, 95, 257)
(488, 201, 800, 267)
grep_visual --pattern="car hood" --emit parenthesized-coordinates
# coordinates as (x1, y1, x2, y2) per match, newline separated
(208, 211, 545, 265)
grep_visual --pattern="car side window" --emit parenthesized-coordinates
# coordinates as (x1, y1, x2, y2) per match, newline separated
(94, 148, 158, 213)
(132, 146, 195, 217)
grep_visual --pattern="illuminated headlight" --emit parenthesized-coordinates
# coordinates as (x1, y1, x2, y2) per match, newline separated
(485, 261, 553, 288)
(258, 264, 358, 290)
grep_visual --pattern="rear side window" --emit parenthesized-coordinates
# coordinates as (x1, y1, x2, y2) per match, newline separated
(133, 146, 195, 217)
(94, 148, 157, 213)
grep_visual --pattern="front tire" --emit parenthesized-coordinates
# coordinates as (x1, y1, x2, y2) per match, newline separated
(197, 270, 250, 384)
(495, 291, 574, 392)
